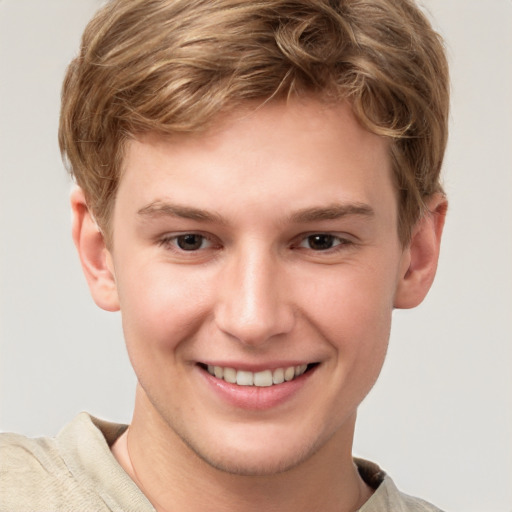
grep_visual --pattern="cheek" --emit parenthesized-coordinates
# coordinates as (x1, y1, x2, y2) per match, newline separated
(116, 263, 213, 359)
(302, 263, 396, 373)
(305, 262, 396, 333)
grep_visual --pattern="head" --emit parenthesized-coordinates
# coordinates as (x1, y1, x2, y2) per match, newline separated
(59, 0, 449, 247)
(62, 0, 449, 477)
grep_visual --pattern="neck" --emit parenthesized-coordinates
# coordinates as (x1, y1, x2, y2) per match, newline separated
(112, 388, 372, 512)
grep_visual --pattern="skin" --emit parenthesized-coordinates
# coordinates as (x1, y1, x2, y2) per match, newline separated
(72, 98, 446, 512)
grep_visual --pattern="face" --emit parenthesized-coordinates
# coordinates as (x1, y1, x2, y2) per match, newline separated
(105, 99, 409, 475)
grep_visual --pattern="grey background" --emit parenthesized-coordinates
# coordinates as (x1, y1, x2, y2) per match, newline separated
(1, 1, 511, 511)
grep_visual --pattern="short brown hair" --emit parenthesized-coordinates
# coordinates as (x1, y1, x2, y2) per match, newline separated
(59, 0, 449, 244)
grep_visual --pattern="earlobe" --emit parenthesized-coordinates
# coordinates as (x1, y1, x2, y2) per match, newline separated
(71, 187, 120, 312)
(394, 194, 448, 309)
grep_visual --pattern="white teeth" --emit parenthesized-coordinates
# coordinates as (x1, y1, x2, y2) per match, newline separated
(284, 366, 295, 381)
(272, 367, 285, 385)
(253, 370, 273, 387)
(223, 367, 237, 384)
(236, 370, 254, 386)
(205, 364, 310, 387)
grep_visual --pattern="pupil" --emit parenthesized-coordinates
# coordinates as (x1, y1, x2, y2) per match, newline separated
(309, 234, 334, 250)
(177, 234, 202, 250)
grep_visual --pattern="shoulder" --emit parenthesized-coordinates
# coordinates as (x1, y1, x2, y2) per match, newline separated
(395, 492, 445, 512)
(0, 430, 69, 487)
(0, 428, 97, 511)
(0, 414, 137, 512)
(355, 458, 444, 512)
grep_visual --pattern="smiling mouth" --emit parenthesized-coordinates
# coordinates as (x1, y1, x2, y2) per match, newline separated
(199, 363, 318, 387)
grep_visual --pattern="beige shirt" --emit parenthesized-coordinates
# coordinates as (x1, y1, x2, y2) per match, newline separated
(0, 413, 443, 511)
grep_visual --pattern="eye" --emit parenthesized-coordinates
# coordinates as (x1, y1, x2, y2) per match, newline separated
(176, 234, 208, 251)
(299, 234, 347, 251)
(160, 233, 214, 251)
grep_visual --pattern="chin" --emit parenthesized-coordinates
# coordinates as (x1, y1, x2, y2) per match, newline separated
(193, 444, 317, 477)
(178, 425, 327, 477)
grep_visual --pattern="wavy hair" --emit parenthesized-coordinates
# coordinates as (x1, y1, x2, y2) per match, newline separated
(59, 0, 449, 244)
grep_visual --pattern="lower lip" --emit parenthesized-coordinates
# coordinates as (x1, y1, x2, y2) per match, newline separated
(198, 365, 317, 411)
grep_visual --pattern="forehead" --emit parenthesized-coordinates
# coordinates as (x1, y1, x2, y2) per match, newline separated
(116, 98, 395, 224)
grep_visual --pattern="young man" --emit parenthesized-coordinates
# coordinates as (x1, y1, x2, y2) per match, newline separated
(0, 0, 449, 510)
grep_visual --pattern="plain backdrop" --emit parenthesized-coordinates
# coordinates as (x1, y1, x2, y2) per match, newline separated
(1, 1, 511, 511)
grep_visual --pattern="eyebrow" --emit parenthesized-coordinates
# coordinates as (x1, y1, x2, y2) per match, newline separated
(137, 201, 227, 224)
(137, 200, 374, 224)
(288, 203, 375, 223)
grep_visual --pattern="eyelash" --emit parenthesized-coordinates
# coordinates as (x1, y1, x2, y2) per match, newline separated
(295, 233, 353, 252)
(157, 232, 353, 254)
(158, 233, 218, 252)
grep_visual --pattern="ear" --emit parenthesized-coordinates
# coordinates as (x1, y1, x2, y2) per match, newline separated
(71, 187, 120, 312)
(394, 194, 448, 309)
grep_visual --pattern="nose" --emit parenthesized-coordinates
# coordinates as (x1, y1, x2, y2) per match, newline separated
(214, 246, 295, 347)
